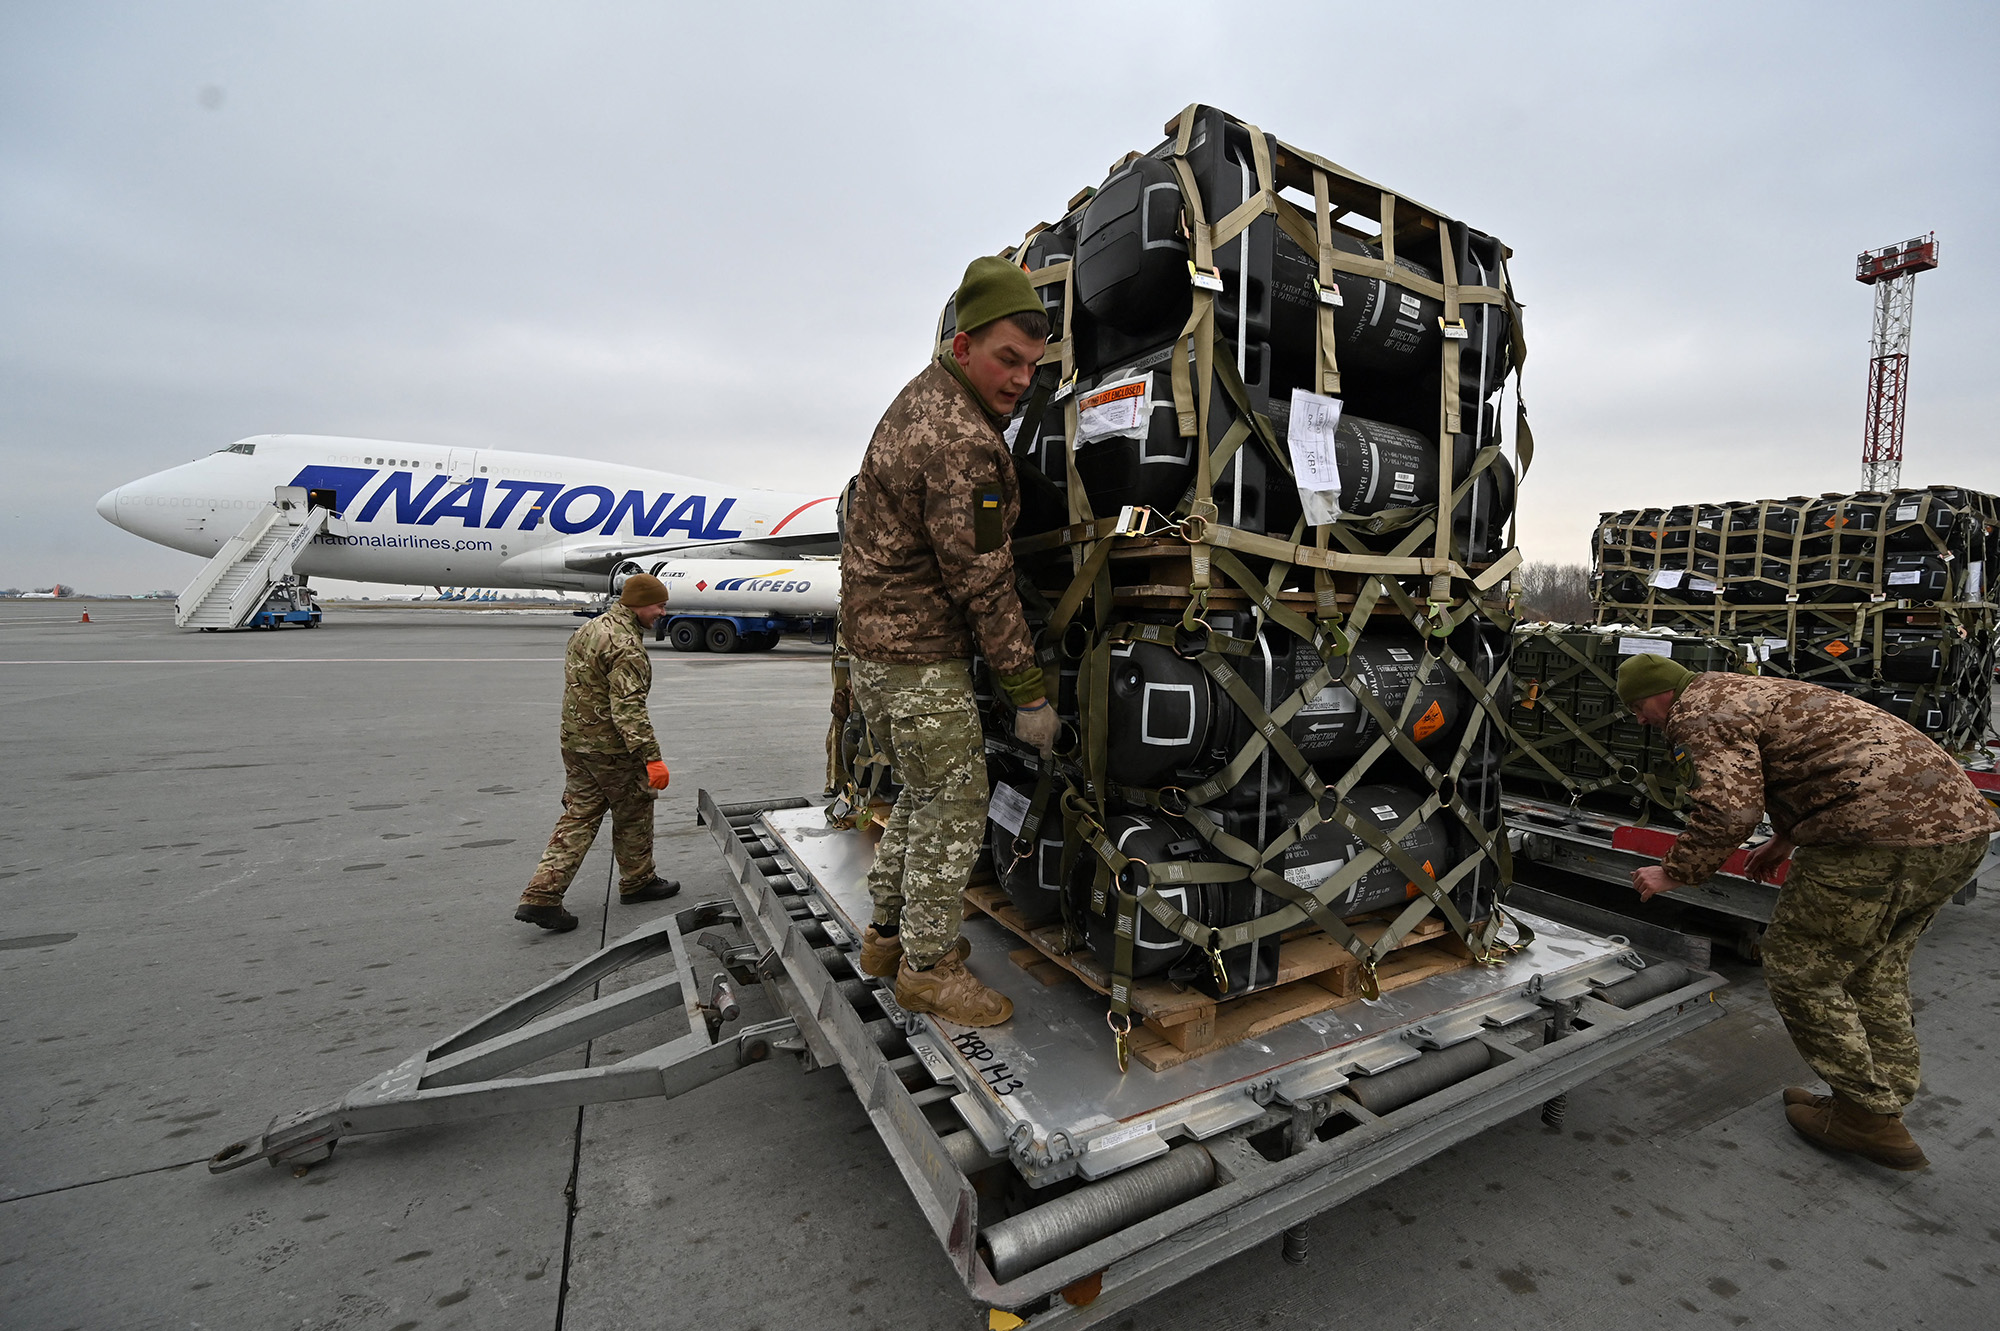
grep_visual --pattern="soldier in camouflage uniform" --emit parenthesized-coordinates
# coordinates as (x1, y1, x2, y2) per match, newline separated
(515, 573, 680, 933)
(840, 257, 1061, 1027)
(1621, 653, 1997, 1169)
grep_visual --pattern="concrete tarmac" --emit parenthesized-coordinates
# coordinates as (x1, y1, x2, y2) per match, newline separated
(2, 599, 1995, 1330)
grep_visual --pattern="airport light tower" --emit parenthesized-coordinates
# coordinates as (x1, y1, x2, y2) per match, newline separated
(1855, 232, 1938, 491)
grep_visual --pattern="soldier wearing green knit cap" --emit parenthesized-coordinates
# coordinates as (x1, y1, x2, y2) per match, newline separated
(1616, 650, 1996, 1172)
(1614, 652, 1695, 720)
(838, 255, 1057, 1028)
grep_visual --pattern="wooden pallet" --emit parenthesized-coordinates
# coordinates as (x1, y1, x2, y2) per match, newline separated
(962, 882, 1475, 1073)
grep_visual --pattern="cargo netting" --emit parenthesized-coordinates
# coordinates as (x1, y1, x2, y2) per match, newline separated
(836, 105, 1543, 1061)
(1500, 626, 1743, 818)
(1589, 488, 1998, 755)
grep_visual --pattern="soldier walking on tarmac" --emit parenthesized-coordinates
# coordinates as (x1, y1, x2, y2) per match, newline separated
(1620, 653, 1997, 1169)
(515, 573, 681, 932)
(840, 256, 1061, 1027)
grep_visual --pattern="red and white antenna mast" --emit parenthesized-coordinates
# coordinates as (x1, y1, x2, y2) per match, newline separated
(1855, 232, 1938, 491)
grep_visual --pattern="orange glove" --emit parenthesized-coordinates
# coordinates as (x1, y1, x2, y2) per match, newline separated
(646, 760, 670, 790)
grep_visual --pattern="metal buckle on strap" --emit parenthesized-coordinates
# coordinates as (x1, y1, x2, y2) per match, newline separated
(1312, 277, 1343, 307)
(1113, 505, 1154, 538)
(1051, 372, 1077, 402)
(1188, 263, 1225, 293)
(1440, 317, 1469, 341)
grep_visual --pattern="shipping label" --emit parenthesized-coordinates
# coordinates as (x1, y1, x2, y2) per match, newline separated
(988, 783, 1032, 837)
(1075, 375, 1152, 444)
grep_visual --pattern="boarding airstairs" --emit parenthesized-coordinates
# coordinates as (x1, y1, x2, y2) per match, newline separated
(175, 486, 329, 630)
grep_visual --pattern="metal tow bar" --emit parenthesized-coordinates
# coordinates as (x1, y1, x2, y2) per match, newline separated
(209, 897, 800, 1174)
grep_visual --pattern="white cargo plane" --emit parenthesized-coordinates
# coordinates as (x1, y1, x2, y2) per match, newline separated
(97, 433, 841, 596)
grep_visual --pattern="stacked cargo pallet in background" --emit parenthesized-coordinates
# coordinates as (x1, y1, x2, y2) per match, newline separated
(892, 103, 1539, 1059)
(1592, 488, 1997, 753)
(1500, 489, 1999, 824)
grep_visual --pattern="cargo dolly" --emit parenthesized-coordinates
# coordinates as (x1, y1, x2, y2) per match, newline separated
(1503, 790, 1996, 966)
(212, 792, 1726, 1328)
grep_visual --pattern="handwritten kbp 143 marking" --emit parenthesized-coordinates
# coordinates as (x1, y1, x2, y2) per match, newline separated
(950, 1031, 1024, 1096)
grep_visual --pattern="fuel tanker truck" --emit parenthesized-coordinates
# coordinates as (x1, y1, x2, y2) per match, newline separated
(606, 556, 839, 652)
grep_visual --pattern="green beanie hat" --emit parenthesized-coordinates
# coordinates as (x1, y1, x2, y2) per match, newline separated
(954, 256, 1043, 335)
(1616, 652, 1695, 708)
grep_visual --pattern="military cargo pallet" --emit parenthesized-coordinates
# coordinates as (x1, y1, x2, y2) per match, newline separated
(962, 881, 1473, 1072)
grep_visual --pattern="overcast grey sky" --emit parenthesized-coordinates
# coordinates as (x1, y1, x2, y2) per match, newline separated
(3, 1, 1995, 594)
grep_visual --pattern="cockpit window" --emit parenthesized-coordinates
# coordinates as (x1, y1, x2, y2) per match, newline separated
(220, 443, 256, 455)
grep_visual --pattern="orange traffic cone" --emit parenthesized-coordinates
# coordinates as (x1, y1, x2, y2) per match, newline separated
(79, 611, 91, 623)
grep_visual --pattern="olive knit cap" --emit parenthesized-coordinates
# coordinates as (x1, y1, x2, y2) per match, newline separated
(1616, 652, 1695, 708)
(954, 256, 1044, 335)
(618, 573, 669, 608)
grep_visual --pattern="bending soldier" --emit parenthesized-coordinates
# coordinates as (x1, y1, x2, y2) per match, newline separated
(840, 257, 1059, 1027)
(1620, 653, 1997, 1169)
(516, 574, 681, 932)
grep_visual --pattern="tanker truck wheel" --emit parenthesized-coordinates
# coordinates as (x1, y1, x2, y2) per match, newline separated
(705, 621, 741, 653)
(669, 621, 703, 652)
(747, 632, 779, 651)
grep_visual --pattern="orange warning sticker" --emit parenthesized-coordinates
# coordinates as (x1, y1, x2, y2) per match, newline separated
(1412, 700, 1447, 741)
(1404, 859, 1436, 898)
(1080, 379, 1147, 408)
(1825, 640, 1850, 657)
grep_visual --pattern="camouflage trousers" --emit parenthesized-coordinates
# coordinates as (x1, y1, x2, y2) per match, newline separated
(520, 750, 658, 906)
(849, 658, 984, 969)
(1763, 836, 1987, 1114)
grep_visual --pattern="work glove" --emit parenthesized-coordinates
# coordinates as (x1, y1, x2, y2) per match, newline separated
(646, 760, 670, 790)
(1013, 701, 1059, 757)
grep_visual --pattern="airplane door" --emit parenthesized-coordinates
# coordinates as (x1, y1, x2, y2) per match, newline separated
(447, 449, 479, 480)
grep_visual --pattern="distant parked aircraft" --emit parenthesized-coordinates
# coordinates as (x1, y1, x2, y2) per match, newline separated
(99, 434, 840, 595)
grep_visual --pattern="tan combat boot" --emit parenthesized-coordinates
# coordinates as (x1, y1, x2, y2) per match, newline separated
(1786, 1093, 1928, 1171)
(858, 927, 968, 979)
(894, 953, 1013, 1026)
(1782, 1086, 1831, 1110)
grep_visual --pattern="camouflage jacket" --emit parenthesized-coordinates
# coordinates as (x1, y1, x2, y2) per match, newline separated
(840, 358, 1037, 676)
(559, 605, 662, 762)
(1661, 672, 1997, 885)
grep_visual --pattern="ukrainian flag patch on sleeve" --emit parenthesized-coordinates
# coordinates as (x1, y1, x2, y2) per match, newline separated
(974, 490, 1004, 553)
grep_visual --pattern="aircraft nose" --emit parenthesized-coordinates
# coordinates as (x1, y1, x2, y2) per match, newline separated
(96, 486, 122, 526)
